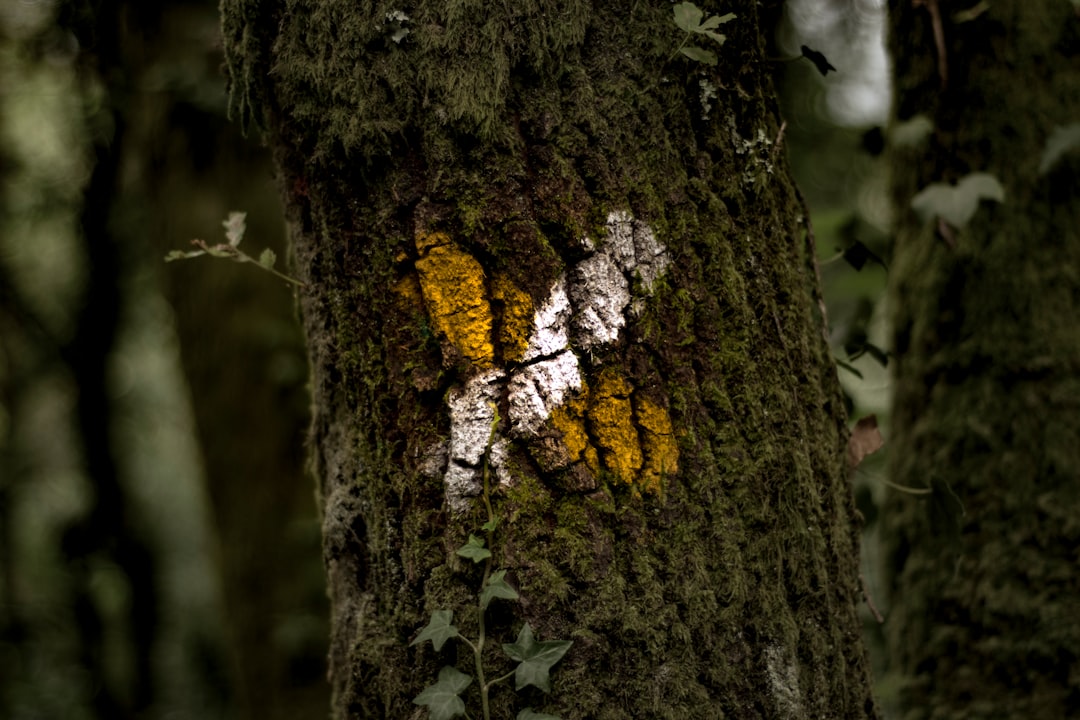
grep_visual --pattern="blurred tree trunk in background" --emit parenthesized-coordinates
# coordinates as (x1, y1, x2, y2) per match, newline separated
(131, 6, 328, 717)
(90, 1, 329, 718)
(59, 2, 161, 715)
(222, 1, 879, 717)
(0, 1, 326, 717)
(885, 0, 1080, 716)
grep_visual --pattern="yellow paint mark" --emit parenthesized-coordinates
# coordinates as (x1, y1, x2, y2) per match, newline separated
(634, 395, 679, 494)
(491, 274, 533, 362)
(550, 388, 600, 474)
(414, 233, 494, 367)
(588, 371, 642, 484)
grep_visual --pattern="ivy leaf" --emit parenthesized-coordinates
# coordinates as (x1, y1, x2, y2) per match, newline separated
(517, 708, 562, 720)
(910, 172, 1005, 229)
(456, 535, 491, 564)
(480, 570, 519, 610)
(502, 623, 573, 692)
(259, 248, 277, 270)
(801, 45, 837, 76)
(1038, 123, 1080, 175)
(410, 609, 460, 651)
(481, 518, 499, 533)
(222, 211, 247, 247)
(412, 666, 472, 720)
(680, 46, 717, 65)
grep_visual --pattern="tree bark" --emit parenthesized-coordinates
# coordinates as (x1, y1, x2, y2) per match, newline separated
(885, 0, 1080, 716)
(222, 1, 879, 717)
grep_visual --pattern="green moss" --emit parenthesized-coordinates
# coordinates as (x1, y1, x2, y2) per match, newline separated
(227, 0, 878, 716)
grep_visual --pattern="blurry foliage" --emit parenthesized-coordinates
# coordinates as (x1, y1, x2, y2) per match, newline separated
(1, 2, 324, 719)
(775, 0, 893, 707)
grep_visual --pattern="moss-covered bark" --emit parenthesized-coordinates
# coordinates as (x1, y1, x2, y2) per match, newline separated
(221, 1, 878, 717)
(885, 0, 1080, 716)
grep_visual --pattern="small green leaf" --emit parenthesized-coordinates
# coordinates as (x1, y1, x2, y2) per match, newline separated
(481, 518, 499, 533)
(456, 535, 491, 563)
(222, 211, 247, 247)
(911, 172, 1005, 229)
(259, 248, 277, 270)
(412, 666, 472, 720)
(1038, 122, 1080, 175)
(164, 250, 204, 262)
(517, 708, 562, 720)
(480, 570, 519, 610)
(502, 623, 573, 693)
(680, 46, 717, 65)
(673, 2, 704, 32)
(411, 609, 460, 651)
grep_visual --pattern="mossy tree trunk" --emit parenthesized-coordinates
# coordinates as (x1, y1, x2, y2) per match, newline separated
(885, 0, 1080, 716)
(221, 1, 878, 717)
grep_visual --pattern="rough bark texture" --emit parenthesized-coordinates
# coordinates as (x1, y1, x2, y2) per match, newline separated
(885, 0, 1080, 717)
(221, 1, 878, 717)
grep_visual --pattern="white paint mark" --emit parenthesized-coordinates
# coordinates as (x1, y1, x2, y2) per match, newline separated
(569, 251, 630, 350)
(507, 350, 582, 436)
(521, 276, 571, 362)
(444, 368, 504, 511)
(568, 211, 670, 347)
(488, 437, 514, 487)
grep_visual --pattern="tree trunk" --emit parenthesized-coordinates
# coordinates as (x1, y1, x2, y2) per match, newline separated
(221, 1, 878, 717)
(885, 0, 1080, 716)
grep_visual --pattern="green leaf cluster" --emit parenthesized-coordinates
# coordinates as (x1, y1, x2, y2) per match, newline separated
(672, 2, 735, 66)
(411, 432, 571, 720)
